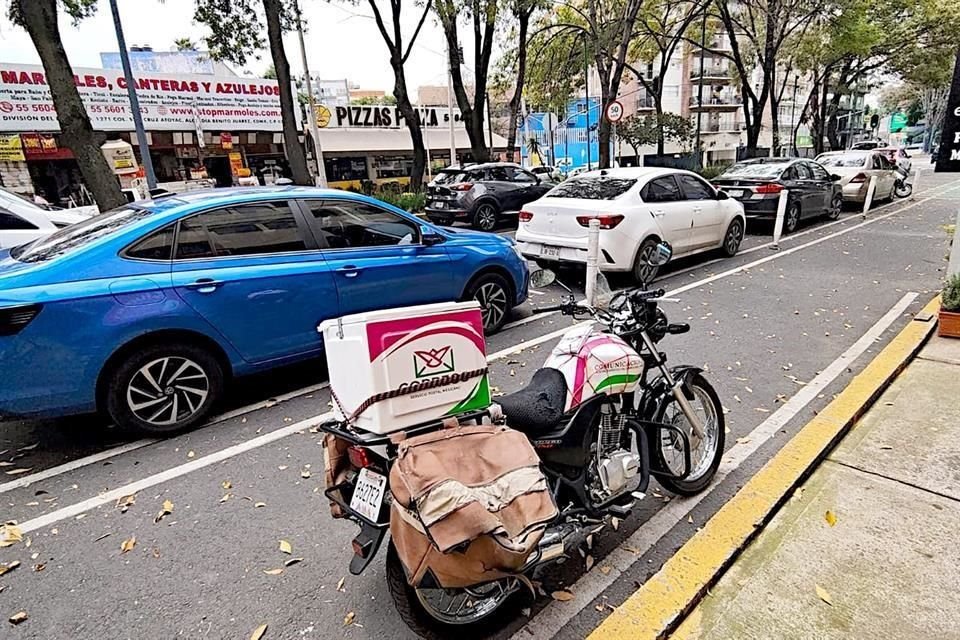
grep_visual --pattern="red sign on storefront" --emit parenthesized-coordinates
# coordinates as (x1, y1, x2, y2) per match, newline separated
(20, 133, 59, 156)
(220, 132, 233, 149)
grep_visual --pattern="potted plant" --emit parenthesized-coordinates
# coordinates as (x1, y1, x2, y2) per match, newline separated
(940, 273, 960, 338)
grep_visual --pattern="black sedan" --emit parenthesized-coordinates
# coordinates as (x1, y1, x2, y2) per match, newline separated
(713, 158, 843, 233)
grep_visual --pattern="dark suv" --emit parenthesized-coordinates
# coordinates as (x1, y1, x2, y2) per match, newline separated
(425, 163, 554, 231)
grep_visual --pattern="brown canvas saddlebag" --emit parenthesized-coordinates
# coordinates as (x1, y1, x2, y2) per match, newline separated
(389, 424, 559, 589)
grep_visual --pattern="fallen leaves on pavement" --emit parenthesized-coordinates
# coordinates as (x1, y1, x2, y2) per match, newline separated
(154, 499, 174, 523)
(116, 494, 136, 512)
(336, 576, 346, 592)
(8, 611, 27, 625)
(343, 611, 356, 626)
(120, 536, 136, 554)
(284, 557, 304, 567)
(0, 560, 20, 577)
(0, 523, 23, 547)
(263, 568, 283, 576)
(824, 510, 837, 527)
(249, 623, 268, 640)
(815, 584, 833, 606)
(4, 468, 32, 476)
(221, 481, 232, 490)
(551, 590, 575, 601)
(279, 540, 292, 555)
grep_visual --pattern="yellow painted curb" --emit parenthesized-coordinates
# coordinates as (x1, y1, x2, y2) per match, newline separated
(588, 295, 941, 640)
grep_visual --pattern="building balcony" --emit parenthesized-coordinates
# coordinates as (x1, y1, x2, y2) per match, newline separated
(699, 119, 743, 134)
(689, 64, 733, 83)
(689, 94, 741, 111)
(689, 36, 734, 53)
(634, 95, 655, 112)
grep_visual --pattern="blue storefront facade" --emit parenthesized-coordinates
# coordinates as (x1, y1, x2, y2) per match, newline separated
(518, 98, 607, 172)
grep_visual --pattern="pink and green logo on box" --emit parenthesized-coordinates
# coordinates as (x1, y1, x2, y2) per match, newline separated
(414, 346, 456, 378)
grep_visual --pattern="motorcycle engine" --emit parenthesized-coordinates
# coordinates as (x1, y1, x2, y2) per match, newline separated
(590, 409, 643, 501)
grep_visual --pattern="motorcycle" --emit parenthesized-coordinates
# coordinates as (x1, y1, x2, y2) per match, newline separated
(893, 165, 913, 198)
(320, 241, 725, 639)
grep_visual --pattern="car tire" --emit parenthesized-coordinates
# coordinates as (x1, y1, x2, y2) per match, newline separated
(632, 238, 663, 284)
(105, 342, 224, 436)
(721, 218, 744, 257)
(471, 202, 499, 232)
(463, 272, 512, 334)
(826, 193, 843, 220)
(784, 202, 801, 234)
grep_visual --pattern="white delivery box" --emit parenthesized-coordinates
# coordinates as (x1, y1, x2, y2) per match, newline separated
(320, 301, 491, 434)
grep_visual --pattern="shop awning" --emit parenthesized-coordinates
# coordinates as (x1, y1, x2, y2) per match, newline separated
(314, 128, 508, 154)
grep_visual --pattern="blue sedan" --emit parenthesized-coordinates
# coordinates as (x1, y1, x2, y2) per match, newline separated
(0, 187, 528, 434)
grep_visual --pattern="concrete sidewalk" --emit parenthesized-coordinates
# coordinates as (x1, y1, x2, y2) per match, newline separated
(670, 334, 960, 640)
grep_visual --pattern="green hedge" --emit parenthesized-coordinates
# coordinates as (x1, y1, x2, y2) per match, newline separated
(373, 191, 426, 213)
(697, 163, 732, 180)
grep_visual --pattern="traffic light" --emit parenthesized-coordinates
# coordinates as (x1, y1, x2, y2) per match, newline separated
(870, 113, 880, 129)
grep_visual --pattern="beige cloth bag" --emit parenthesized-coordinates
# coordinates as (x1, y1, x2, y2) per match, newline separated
(388, 424, 558, 588)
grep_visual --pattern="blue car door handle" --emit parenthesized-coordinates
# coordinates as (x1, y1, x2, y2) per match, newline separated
(184, 278, 223, 293)
(337, 265, 362, 278)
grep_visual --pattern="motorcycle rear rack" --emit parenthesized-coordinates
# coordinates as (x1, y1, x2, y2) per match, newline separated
(318, 408, 493, 448)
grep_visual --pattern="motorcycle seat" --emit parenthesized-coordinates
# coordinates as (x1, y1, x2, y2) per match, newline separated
(497, 368, 567, 435)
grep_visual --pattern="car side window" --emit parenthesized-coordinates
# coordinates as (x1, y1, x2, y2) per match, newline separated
(870, 155, 883, 170)
(793, 163, 812, 180)
(511, 169, 537, 183)
(304, 200, 419, 249)
(677, 174, 715, 200)
(488, 167, 511, 182)
(808, 162, 830, 181)
(0, 208, 38, 230)
(641, 175, 682, 203)
(126, 224, 175, 260)
(174, 201, 305, 260)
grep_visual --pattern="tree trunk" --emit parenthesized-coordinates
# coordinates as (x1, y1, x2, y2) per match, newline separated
(438, 9, 492, 163)
(16, 0, 125, 211)
(392, 62, 425, 191)
(505, 12, 531, 163)
(825, 89, 843, 150)
(655, 93, 665, 155)
(263, 0, 310, 185)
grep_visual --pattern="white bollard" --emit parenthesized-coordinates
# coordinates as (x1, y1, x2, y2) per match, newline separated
(862, 175, 877, 217)
(585, 218, 601, 307)
(911, 168, 921, 200)
(772, 189, 789, 249)
(949, 208, 960, 277)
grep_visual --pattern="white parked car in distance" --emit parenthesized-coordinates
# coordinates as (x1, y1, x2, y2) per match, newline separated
(516, 167, 746, 282)
(0, 187, 96, 249)
(815, 150, 899, 203)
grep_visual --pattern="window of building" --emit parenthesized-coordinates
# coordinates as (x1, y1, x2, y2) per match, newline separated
(324, 157, 369, 182)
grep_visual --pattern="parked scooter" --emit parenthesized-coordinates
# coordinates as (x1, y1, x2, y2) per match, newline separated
(320, 241, 725, 638)
(894, 165, 913, 198)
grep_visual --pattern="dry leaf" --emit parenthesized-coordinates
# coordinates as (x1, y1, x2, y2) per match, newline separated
(222, 481, 232, 490)
(278, 465, 288, 471)
(551, 590, 575, 602)
(599, 566, 612, 575)
(815, 584, 833, 605)
(284, 557, 304, 567)
(279, 539, 292, 554)
(33, 562, 45, 572)
(94, 532, 112, 543)
(254, 502, 266, 508)
(154, 499, 174, 523)
(120, 536, 136, 553)
(116, 494, 136, 512)
(8, 611, 27, 625)
(0, 560, 20, 576)
(300, 469, 311, 479)
(343, 611, 356, 626)
(19, 443, 39, 452)
(736, 437, 751, 445)
(688, 515, 694, 524)
(610, 517, 620, 531)
(585, 555, 594, 571)
(187, 451, 195, 459)
(263, 568, 284, 576)
(220, 494, 231, 503)
(4, 468, 32, 476)
(336, 577, 346, 592)
(824, 511, 837, 527)
(0, 523, 23, 547)
(249, 623, 268, 640)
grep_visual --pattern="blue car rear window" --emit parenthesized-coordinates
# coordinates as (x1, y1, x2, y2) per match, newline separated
(10, 206, 153, 263)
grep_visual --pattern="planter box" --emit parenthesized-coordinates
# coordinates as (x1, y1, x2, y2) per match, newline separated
(939, 309, 960, 338)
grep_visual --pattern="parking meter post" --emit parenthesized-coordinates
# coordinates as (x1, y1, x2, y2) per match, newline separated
(772, 189, 789, 250)
(911, 168, 921, 200)
(862, 176, 877, 217)
(585, 218, 601, 306)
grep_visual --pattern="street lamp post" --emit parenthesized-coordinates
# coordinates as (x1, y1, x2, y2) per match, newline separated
(294, 0, 328, 187)
(107, 0, 157, 191)
(583, 33, 591, 170)
(446, 41, 458, 166)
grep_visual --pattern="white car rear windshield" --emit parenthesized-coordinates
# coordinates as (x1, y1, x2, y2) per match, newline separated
(817, 154, 867, 168)
(546, 177, 636, 200)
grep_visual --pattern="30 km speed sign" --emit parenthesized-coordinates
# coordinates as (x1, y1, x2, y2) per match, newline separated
(605, 100, 624, 123)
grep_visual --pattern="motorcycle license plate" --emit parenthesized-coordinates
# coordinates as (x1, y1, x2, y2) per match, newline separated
(541, 245, 561, 258)
(350, 468, 387, 522)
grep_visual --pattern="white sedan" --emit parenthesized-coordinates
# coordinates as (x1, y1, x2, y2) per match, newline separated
(516, 167, 746, 282)
(0, 187, 96, 249)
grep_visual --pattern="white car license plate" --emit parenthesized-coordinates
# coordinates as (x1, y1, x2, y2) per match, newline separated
(350, 468, 387, 522)
(541, 245, 561, 258)
(433, 201, 445, 209)
(725, 189, 744, 198)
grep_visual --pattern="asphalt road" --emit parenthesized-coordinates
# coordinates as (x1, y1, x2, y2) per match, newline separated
(1, 168, 957, 640)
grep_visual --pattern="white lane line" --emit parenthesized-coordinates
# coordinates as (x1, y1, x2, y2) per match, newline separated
(514, 292, 920, 640)
(0, 381, 330, 495)
(16, 413, 332, 534)
(13, 180, 954, 527)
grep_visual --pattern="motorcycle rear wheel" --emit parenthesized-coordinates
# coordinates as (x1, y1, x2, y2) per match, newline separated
(895, 181, 913, 198)
(385, 542, 526, 639)
(654, 373, 725, 496)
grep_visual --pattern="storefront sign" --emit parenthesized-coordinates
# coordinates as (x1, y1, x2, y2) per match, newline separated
(221, 132, 233, 149)
(935, 46, 960, 173)
(0, 133, 24, 161)
(0, 63, 299, 133)
(228, 151, 244, 176)
(317, 104, 462, 129)
(20, 132, 58, 156)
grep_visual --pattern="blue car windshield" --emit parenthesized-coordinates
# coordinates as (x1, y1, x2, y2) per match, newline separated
(10, 206, 153, 263)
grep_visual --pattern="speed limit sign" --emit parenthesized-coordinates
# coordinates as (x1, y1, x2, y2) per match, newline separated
(605, 100, 624, 123)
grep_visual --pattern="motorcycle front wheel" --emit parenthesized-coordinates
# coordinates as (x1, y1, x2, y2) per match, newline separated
(385, 542, 525, 640)
(654, 373, 725, 496)
(895, 181, 913, 198)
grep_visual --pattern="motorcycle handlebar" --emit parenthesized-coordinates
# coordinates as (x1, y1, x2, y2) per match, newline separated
(533, 305, 564, 314)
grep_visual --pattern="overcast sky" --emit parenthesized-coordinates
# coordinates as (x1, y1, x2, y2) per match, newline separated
(0, 0, 472, 93)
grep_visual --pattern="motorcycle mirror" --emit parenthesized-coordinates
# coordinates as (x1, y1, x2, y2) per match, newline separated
(647, 241, 673, 267)
(529, 269, 557, 289)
